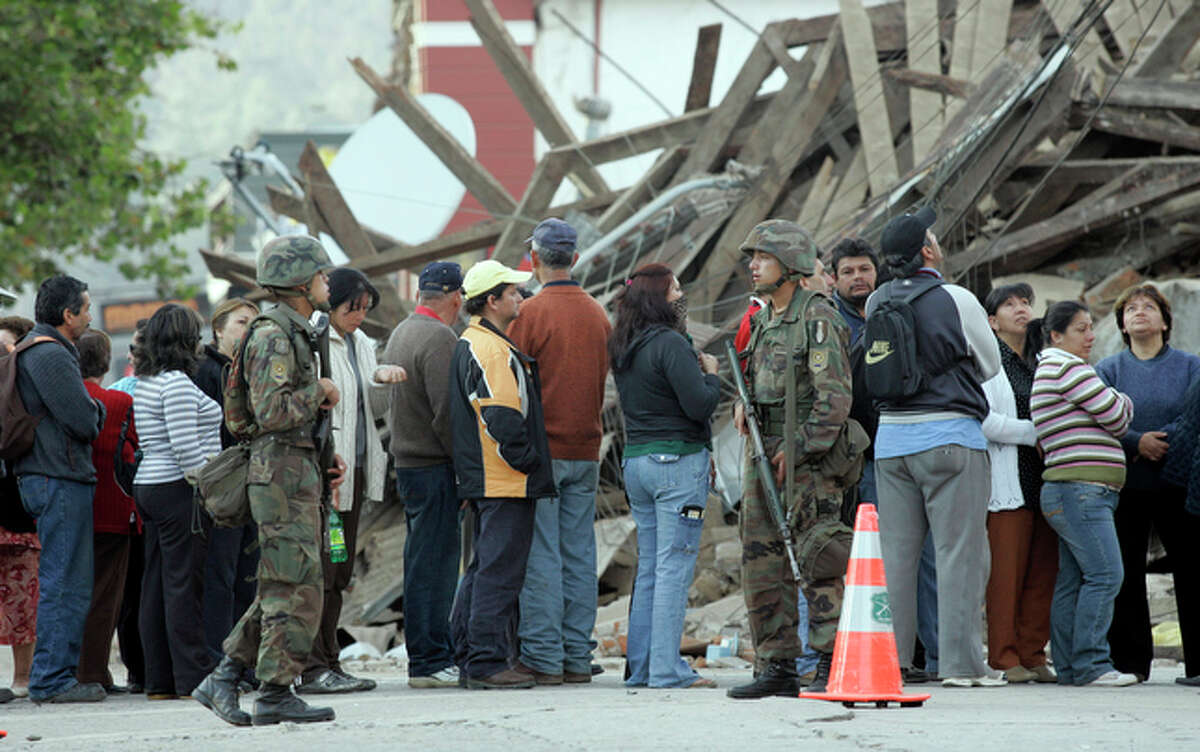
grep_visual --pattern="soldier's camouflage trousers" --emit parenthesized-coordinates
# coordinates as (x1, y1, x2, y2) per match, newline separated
(223, 445, 324, 685)
(739, 455, 851, 660)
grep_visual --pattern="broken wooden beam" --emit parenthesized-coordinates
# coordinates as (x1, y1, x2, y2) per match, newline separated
(949, 163, 1200, 275)
(297, 141, 409, 324)
(1132, 2, 1200, 78)
(685, 24, 722, 112)
(492, 153, 569, 266)
(1096, 77, 1200, 112)
(840, 0, 898, 197)
(594, 145, 687, 235)
(694, 27, 849, 314)
(350, 56, 518, 219)
(463, 0, 609, 197)
(1083, 106, 1200, 152)
(885, 68, 974, 100)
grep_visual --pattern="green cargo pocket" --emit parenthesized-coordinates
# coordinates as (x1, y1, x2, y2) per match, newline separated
(795, 518, 853, 582)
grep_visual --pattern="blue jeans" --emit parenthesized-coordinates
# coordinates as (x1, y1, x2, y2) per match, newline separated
(397, 464, 462, 677)
(19, 475, 95, 700)
(1040, 481, 1123, 685)
(794, 595, 819, 675)
(623, 450, 709, 688)
(866, 459, 939, 673)
(518, 459, 599, 675)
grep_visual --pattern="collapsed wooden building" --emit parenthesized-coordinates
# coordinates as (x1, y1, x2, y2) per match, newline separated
(201, 0, 1200, 633)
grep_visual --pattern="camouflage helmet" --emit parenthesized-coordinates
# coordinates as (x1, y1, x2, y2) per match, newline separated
(257, 235, 334, 289)
(740, 219, 818, 276)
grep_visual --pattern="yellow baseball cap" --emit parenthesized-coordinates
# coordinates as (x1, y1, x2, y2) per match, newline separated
(462, 259, 532, 299)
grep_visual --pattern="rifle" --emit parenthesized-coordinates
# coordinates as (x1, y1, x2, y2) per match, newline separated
(311, 313, 336, 511)
(724, 338, 803, 582)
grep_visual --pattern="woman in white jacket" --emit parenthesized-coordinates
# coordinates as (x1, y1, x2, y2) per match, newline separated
(297, 269, 406, 694)
(981, 284, 1057, 684)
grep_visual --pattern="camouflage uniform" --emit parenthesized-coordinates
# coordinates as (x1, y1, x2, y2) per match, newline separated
(739, 221, 854, 661)
(222, 238, 332, 685)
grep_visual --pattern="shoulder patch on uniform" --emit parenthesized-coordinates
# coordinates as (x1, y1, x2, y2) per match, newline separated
(809, 348, 829, 372)
(270, 358, 288, 384)
(273, 338, 290, 355)
(814, 319, 827, 345)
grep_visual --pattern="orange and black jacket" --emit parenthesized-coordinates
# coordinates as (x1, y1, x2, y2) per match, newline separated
(449, 316, 554, 501)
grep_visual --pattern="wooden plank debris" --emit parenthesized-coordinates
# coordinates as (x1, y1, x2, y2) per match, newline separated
(350, 57, 518, 218)
(685, 24, 723, 112)
(840, 0, 899, 197)
(463, 0, 609, 197)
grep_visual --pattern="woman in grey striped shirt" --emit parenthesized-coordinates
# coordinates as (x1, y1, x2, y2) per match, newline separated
(132, 304, 221, 699)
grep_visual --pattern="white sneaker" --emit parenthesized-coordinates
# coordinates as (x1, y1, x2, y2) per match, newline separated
(1002, 666, 1037, 683)
(942, 675, 1008, 688)
(1085, 671, 1138, 687)
(409, 665, 460, 689)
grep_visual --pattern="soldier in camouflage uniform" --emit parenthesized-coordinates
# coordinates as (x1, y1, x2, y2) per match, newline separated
(727, 220, 857, 700)
(194, 235, 344, 727)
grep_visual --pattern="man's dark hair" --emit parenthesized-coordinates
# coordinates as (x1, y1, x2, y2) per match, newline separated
(141, 304, 202, 377)
(328, 268, 380, 312)
(829, 237, 879, 277)
(464, 283, 510, 317)
(534, 240, 574, 270)
(1042, 301, 1090, 344)
(34, 275, 88, 326)
(1113, 283, 1172, 348)
(607, 263, 677, 371)
(77, 330, 112, 380)
(983, 283, 1035, 317)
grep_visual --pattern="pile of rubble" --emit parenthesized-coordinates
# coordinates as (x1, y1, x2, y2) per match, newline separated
(199, 0, 1200, 656)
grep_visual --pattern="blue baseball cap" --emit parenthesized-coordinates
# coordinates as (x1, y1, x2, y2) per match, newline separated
(418, 261, 463, 293)
(526, 217, 577, 253)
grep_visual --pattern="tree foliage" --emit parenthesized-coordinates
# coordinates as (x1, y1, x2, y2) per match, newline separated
(0, 0, 235, 293)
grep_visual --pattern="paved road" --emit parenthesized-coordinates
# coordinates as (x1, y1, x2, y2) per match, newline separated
(1, 661, 1195, 750)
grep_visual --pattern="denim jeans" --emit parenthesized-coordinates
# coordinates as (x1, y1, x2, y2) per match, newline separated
(518, 459, 599, 675)
(19, 475, 95, 700)
(867, 459, 939, 673)
(397, 464, 462, 677)
(794, 595, 820, 675)
(1040, 481, 1123, 685)
(623, 450, 709, 688)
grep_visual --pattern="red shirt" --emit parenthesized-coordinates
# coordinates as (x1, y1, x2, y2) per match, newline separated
(85, 381, 140, 535)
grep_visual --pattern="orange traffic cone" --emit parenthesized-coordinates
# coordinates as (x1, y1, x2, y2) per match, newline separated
(800, 503, 930, 708)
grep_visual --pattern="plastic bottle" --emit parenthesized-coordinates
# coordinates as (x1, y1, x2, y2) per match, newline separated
(328, 507, 348, 563)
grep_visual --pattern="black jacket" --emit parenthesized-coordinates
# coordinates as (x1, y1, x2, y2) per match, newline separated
(613, 326, 720, 448)
(192, 344, 236, 449)
(865, 273, 1000, 422)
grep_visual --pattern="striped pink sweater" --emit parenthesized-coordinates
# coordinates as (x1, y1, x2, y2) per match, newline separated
(1031, 347, 1133, 488)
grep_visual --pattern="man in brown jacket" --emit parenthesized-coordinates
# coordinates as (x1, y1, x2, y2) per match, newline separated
(381, 261, 463, 689)
(508, 218, 612, 685)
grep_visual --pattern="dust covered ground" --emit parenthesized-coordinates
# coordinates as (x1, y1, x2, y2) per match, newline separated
(0, 657, 1196, 751)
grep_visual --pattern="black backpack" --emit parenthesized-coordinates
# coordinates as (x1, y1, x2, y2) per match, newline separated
(0, 336, 60, 461)
(862, 278, 943, 401)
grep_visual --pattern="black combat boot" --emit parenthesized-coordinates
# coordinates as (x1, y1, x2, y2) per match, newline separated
(726, 660, 801, 699)
(193, 655, 251, 727)
(252, 682, 335, 726)
(804, 653, 833, 694)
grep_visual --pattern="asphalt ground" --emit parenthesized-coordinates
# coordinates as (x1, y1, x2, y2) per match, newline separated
(0, 659, 1195, 751)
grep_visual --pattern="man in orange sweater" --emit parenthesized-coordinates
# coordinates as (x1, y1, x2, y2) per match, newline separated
(508, 218, 612, 685)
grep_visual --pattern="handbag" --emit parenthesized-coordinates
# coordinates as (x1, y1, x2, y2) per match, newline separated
(195, 443, 251, 527)
(113, 406, 141, 497)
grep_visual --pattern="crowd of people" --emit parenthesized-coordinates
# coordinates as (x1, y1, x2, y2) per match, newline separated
(1, 209, 1198, 723)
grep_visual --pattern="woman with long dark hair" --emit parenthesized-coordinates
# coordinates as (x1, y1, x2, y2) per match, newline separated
(1031, 301, 1135, 687)
(133, 304, 221, 698)
(610, 263, 720, 689)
